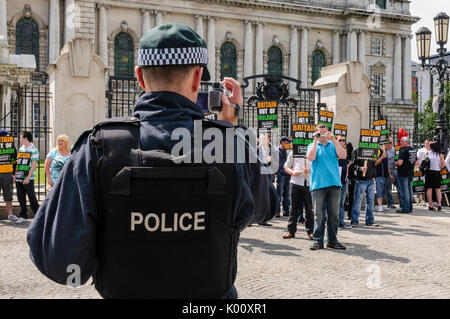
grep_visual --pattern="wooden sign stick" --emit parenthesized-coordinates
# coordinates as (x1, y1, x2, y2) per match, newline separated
(362, 160, 368, 177)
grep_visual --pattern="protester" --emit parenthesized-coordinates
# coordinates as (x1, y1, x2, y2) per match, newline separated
(27, 23, 276, 299)
(346, 142, 355, 221)
(384, 137, 398, 209)
(415, 139, 431, 206)
(306, 124, 347, 250)
(336, 134, 351, 229)
(349, 147, 378, 227)
(283, 151, 314, 239)
(395, 136, 417, 214)
(374, 143, 391, 212)
(424, 142, 445, 211)
(274, 136, 291, 219)
(0, 129, 18, 222)
(45, 135, 71, 188)
(15, 131, 40, 223)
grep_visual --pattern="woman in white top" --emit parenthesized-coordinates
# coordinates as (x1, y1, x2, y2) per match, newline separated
(282, 151, 314, 239)
(424, 142, 446, 211)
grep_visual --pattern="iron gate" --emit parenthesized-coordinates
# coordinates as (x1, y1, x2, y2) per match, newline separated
(106, 76, 142, 118)
(0, 81, 52, 202)
(239, 74, 322, 138)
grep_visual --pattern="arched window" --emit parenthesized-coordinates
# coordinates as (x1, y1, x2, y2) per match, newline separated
(220, 42, 237, 80)
(267, 46, 283, 77)
(114, 32, 134, 77)
(311, 50, 326, 86)
(16, 18, 40, 71)
(376, 0, 386, 9)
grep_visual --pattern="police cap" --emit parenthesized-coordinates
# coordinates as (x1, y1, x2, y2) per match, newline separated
(138, 23, 210, 81)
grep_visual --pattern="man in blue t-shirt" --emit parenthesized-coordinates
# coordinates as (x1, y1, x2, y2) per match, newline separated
(306, 124, 347, 250)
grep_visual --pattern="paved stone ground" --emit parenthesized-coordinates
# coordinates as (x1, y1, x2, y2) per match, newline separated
(1, 204, 449, 299)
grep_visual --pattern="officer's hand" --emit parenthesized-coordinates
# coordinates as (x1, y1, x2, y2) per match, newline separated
(218, 78, 241, 126)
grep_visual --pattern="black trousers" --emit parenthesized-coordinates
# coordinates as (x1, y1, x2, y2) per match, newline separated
(16, 180, 39, 218)
(347, 179, 356, 220)
(287, 183, 314, 235)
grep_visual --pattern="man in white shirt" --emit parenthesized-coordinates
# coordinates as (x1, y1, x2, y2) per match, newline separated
(282, 152, 314, 240)
(415, 139, 431, 206)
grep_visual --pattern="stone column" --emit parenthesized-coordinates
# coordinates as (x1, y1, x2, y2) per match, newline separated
(341, 32, 347, 62)
(141, 9, 152, 35)
(289, 25, 299, 93)
(244, 20, 254, 91)
(393, 33, 402, 102)
(64, 0, 75, 44)
(346, 28, 358, 62)
(207, 16, 216, 82)
(332, 30, 340, 64)
(300, 26, 309, 88)
(0, 0, 7, 44)
(403, 34, 412, 103)
(155, 11, 164, 26)
(358, 30, 366, 68)
(255, 22, 264, 76)
(195, 15, 204, 39)
(98, 4, 109, 67)
(49, 0, 60, 64)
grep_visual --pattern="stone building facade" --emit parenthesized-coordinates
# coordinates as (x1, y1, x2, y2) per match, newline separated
(1, 0, 420, 134)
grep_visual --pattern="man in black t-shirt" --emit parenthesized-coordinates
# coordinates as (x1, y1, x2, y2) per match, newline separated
(395, 137, 417, 213)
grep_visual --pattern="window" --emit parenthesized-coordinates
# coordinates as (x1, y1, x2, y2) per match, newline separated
(16, 18, 40, 71)
(372, 73, 383, 97)
(33, 103, 40, 138)
(376, 0, 386, 9)
(114, 32, 134, 77)
(311, 50, 326, 86)
(267, 46, 283, 76)
(220, 42, 237, 80)
(372, 37, 383, 55)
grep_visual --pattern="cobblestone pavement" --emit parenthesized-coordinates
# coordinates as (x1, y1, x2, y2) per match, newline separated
(1, 204, 449, 299)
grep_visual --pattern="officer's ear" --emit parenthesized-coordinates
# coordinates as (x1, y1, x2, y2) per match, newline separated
(135, 66, 147, 91)
(191, 66, 203, 93)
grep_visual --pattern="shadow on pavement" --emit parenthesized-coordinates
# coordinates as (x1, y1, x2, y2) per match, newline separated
(239, 237, 301, 257)
(0, 220, 31, 229)
(327, 241, 410, 263)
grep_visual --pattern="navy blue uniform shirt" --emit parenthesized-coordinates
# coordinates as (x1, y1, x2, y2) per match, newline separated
(27, 91, 277, 286)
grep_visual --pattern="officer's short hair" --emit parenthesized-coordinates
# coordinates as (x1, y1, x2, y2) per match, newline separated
(141, 65, 198, 89)
(21, 131, 33, 143)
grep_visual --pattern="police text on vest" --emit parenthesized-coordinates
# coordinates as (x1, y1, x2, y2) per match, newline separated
(130, 212, 206, 232)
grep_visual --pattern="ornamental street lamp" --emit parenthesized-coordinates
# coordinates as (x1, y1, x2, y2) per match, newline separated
(416, 12, 450, 153)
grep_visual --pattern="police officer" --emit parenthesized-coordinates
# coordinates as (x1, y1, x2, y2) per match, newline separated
(27, 23, 276, 299)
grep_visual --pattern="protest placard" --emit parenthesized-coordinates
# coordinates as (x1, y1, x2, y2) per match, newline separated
(257, 100, 278, 131)
(412, 170, 426, 195)
(333, 124, 347, 140)
(291, 124, 316, 158)
(373, 119, 389, 144)
(318, 110, 334, 131)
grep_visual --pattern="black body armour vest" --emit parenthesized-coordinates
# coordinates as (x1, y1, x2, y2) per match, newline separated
(90, 117, 240, 299)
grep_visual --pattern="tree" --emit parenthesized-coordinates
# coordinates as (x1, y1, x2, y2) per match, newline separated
(415, 81, 450, 144)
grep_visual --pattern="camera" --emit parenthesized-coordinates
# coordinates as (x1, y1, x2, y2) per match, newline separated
(196, 82, 226, 112)
(313, 132, 326, 138)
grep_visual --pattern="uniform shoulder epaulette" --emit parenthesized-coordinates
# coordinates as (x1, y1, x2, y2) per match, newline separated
(93, 116, 141, 130)
(72, 129, 93, 152)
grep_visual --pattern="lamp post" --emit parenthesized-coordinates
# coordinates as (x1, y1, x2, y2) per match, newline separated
(416, 12, 450, 154)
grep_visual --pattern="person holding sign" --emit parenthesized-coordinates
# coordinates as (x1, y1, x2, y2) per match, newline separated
(306, 124, 347, 250)
(395, 137, 417, 214)
(282, 151, 314, 239)
(424, 142, 446, 211)
(0, 130, 18, 222)
(374, 143, 391, 212)
(274, 136, 292, 219)
(15, 131, 40, 223)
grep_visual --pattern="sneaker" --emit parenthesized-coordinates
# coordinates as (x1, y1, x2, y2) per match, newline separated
(377, 206, 384, 212)
(422, 202, 428, 207)
(310, 242, 324, 250)
(343, 224, 353, 229)
(7, 214, 19, 222)
(365, 223, 380, 227)
(351, 222, 358, 228)
(327, 242, 346, 250)
(16, 218, 27, 224)
(387, 204, 396, 209)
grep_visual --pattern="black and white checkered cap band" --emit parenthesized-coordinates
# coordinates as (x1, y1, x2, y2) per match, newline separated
(138, 47, 208, 66)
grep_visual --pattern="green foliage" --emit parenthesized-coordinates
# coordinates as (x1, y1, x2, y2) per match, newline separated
(415, 81, 450, 144)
